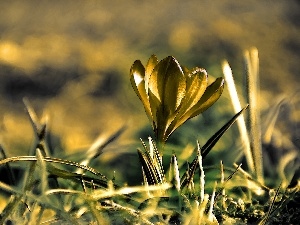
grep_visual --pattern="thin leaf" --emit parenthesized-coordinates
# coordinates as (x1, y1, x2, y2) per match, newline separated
(138, 141, 160, 184)
(137, 149, 157, 185)
(258, 183, 282, 225)
(36, 148, 48, 195)
(201, 105, 249, 157)
(169, 154, 181, 191)
(23, 97, 41, 135)
(208, 181, 217, 222)
(46, 164, 109, 189)
(181, 155, 199, 190)
(222, 60, 254, 173)
(0, 195, 23, 224)
(198, 142, 205, 203)
(0, 156, 105, 178)
(137, 138, 166, 185)
(245, 47, 263, 183)
(79, 125, 126, 168)
(23, 98, 49, 156)
(160, 100, 238, 188)
(0, 145, 16, 185)
(149, 137, 165, 182)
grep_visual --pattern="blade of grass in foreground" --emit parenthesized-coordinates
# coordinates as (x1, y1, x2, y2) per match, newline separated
(23, 98, 49, 156)
(201, 105, 249, 158)
(245, 47, 264, 184)
(0, 145, 16, 185)
(181, 105, 249, 189)
(222, 61, 254, 173)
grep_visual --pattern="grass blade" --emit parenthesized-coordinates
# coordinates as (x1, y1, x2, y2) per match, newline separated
(23, 98, 49, 156)
(244, 48, 264, 183)
(201, 105, 249, 158)
(222, 60, 254, 173)
(137, 149, 157, 185)
(0, 145, 16, 185)
(169, 154, 181, 191)
(181, 154, 198, 190)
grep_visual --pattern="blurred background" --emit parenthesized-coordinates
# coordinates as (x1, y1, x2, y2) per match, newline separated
(0, 0, 299, 183)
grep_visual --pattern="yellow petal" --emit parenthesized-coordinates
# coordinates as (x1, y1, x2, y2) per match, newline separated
(145, 55, 158, 93)
(130, 60, 152, 119)
(148, 56, 186, 142)
(165, 68, 207, 138)
(189, 77, 225, 118)
(148, 56, 186, 113)
(166, 77, 224, 137)
(180, 68, 208, 113)
(148, 88, 171, 142)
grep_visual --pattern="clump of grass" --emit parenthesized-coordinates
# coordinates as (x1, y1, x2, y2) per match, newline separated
(0, 50, 299, 224)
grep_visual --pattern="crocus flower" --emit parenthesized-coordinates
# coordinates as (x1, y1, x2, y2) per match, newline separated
(130, 55, 224, 143)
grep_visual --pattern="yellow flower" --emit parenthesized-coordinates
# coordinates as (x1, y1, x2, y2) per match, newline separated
(130, 55, 224, 143)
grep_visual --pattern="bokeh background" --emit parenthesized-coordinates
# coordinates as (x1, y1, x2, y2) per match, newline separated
(0, 0, 299, 183)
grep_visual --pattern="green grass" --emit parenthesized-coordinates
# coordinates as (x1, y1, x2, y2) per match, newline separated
(0, 50, 299, 224)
